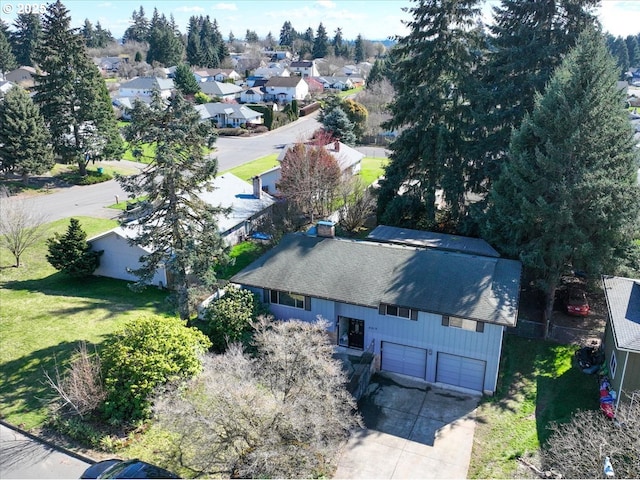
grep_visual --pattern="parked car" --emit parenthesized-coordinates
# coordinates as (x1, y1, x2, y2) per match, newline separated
(80, 459, 179, 479)
(565, 288, 590, 316)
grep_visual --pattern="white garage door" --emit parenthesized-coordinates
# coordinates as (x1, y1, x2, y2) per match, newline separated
(381, 342, 427, 379)
(436, 353, 486, 392)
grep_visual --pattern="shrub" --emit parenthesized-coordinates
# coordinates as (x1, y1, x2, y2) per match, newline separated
(201, 286, 268, 352)
(46, 218, 103, 278)
(252, 125, 269, 134)
(101, 315, 211, 424)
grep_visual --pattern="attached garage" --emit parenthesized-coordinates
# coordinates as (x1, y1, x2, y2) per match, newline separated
(436, 353, 486, 392)
(381, 342, 427, 379)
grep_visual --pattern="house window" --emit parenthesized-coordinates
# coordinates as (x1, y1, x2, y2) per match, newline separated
(610, 350, 617, 379)
(378, 303, 418, 320)
(442, 316, 483, 332)
(269, 290, 307, 310)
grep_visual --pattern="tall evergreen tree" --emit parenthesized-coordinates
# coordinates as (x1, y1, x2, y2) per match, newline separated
(122, 6, 149, 44)
(332, 27, 346, 57)
(10, 13, 42, 67)
(146, 12, 184, 66)
(611, 36, 630, 78)
(321, 107, 356, 146)
(472, 0, 599, 194)
(354, 34, 365, 63)
(212, 19, 228, 63)
(174, 63, 200, 95)
(0, 86, 54, 183)
(279, 20, 295, 46)
(186, 16, 202, 66)
(0, 20, 17, 74)
(625, 34, 640, 67)
(377, 0, 483, 229)
(312, 22, 329, 59)
(245, 29, 258, 43)
(484, 28, 640, 338)
(117, 92, 230, 319)
(33, 0, 123, 176)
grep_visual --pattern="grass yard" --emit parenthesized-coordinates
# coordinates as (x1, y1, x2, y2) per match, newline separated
(216, 241, 267, 280)
(469, 335, 599, 478)
(0, 217, 172, 430)
(359, 157, 388, 186)
(222, 154, 280, 181)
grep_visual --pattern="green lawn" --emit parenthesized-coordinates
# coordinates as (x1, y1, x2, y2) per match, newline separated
(359, 157, 388, 186)
(222, 154, 280, 181)
(338, 86, 364, 98)
(121, 141, 156, 163)
(469, 335, 598, 478)
(216, 241, 267, 280)
(0, 217, 172, 429)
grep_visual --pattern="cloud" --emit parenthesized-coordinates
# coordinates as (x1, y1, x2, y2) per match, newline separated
(214, 3, 238, 11)
(174, 6, 206, 13)
(97, 2, 113, 7)
(317, 0, 337, 8)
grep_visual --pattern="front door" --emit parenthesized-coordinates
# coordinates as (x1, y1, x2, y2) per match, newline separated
(348, 318, 365, 350)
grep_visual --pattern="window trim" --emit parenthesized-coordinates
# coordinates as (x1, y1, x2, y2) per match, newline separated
(268, 289, 307, 310)
(379, 303, 418, 321)
(442, 315, 483, 333)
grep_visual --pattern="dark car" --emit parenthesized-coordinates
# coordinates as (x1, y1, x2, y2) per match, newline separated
(565, 288, 590, 316)
(80, 459, 179, 479)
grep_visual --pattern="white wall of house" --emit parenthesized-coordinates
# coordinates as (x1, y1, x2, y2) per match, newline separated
(118, 87, 172, 98)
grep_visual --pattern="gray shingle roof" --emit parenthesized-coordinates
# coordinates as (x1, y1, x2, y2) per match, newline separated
(231, 233, 521, 326)
(120, 77, 174, 91)
(367, 225, 500, 257)
(603, 275, 640, 352)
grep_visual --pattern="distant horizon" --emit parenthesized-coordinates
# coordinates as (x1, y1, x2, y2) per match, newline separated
(1, 0, 638, 42)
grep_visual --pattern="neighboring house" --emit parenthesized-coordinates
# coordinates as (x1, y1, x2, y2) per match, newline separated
(199, 81, 243, 101)
(264, 76, 309, 102)
(196, 102, 263, 127)
(193, 68, 242, 83)
(0, 80, 16, 96)
(317, 75, 364, 90)
(94, 56, 125, 72)
(5, 66, 37, 87)
(246, 76, 269, 88)
(601, 275, 640, 408)
(118, 77, 174, 98)
(260, 141, 364, 195)
(112, 96, 154, 120)
(253, 63, 289, 79)
(304, 77, 324, 96)
(231, 225, 522, 395)
(289, 60, 319, 78)
(88, 173, 275, 283)
(240, 86, 265, 103)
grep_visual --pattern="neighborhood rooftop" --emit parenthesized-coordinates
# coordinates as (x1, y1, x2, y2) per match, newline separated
(231, 232, 521, 326)
(603, 275, 640, 352)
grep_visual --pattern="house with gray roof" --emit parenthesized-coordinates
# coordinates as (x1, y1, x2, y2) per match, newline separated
(601, 275, 640, 406)
(199, 80, 243, 101)
(231, 226, 522, 395)
(195, 102, 263, 127)
(264, 76, 309, 102)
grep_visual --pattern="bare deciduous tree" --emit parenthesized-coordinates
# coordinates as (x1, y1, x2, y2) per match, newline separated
(153, 317, 361, 479)
(338, 175, 376, 234)
(542, 393, 640, 479)
(44, 342, 106, 418)
(0, 198, 48, 267)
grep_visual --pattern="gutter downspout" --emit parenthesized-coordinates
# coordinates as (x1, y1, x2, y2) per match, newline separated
(616, 351, 629, 410)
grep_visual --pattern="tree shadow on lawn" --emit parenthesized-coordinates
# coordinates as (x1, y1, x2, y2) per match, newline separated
(0, 340, 106, 428)
(1, 272, 173, 319)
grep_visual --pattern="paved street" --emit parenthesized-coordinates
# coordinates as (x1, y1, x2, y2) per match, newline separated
(0, 423, 92, 479)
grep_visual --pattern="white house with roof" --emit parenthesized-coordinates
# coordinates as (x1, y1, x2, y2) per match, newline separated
(240, 87, 265, 103)
(118, 77, 174, 98)
(231, 225, 521, 395)
(264, 76, 309, 102)
(88, 173, 275, 284)
(253, 63, 290, 79)
(289, 60, 319, 78)
(199, 81, 243, 101)
(259, 141, 363, 196)
(193, 68, 242, 83)
(195, 102, 263, 127)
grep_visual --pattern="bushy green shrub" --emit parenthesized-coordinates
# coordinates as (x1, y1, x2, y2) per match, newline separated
(101, 315, 211, 424)
(202, 287, 268, 352)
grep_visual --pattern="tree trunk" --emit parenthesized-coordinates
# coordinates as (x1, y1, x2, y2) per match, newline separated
(78, 159, 87, 176)
(14, 254, 20, 268)
(543, 281, 557, 339)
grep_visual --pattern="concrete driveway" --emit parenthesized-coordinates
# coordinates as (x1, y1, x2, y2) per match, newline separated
(334, 373, 479, 479)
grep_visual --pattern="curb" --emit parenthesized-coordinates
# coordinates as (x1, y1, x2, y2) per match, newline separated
(0, 419, 97, 465)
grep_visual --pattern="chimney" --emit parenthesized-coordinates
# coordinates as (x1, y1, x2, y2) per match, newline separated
(316, 220, 335, 238)
(252, 176, 262, 199)
(334, 140, 340, 152)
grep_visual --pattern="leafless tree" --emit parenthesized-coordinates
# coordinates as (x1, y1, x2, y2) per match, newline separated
(44, 342, 106, 419)
(356, 79, 394, 137)
(542, 393, 640, 479)
(277, 142, 341, 223)
(0, 198, 48, 267)
(337, 176, 376, 234)
(153, 317, 361, 479)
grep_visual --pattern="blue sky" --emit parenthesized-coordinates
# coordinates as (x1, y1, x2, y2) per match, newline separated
(0, 0, 637, 41)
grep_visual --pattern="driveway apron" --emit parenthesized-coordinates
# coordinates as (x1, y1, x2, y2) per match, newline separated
(334, 372, 479, 479)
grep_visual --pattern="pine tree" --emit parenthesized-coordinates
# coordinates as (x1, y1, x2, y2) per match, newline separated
(321, 107, 356, 145)
(146, 12, 184, 66)
(312, 22, 329, 59)
(0, 86, 54, 183)
(279, 21, 295, 46)
(625, 34, 640, 67)
(484, 28, 640, 338)
(199, 17, 219, 68)
(46, 218, 102, 278)
(0, 20, 17, 74)
(245, 29, 258, 43)
(122, 6, 149, 44)
(472, 0, 599, 192)
(10, 13, 42, 67)
(354, 34, 365, 63)
(332, 28, 345, 57)
(611, 36, 630, 79)
(33, 0, 123, 176)
(117, 92, 230, 319)
(186, 16, 202, 66)
(377, 0, 483, 229)
(174, 63, 200, 95)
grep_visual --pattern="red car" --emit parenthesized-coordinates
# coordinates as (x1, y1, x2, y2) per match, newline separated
(565, 288, 590, 316)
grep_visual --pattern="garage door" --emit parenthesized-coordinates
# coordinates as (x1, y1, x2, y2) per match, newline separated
(436, 353, 485, 392)
(381, 342, 427, 379)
